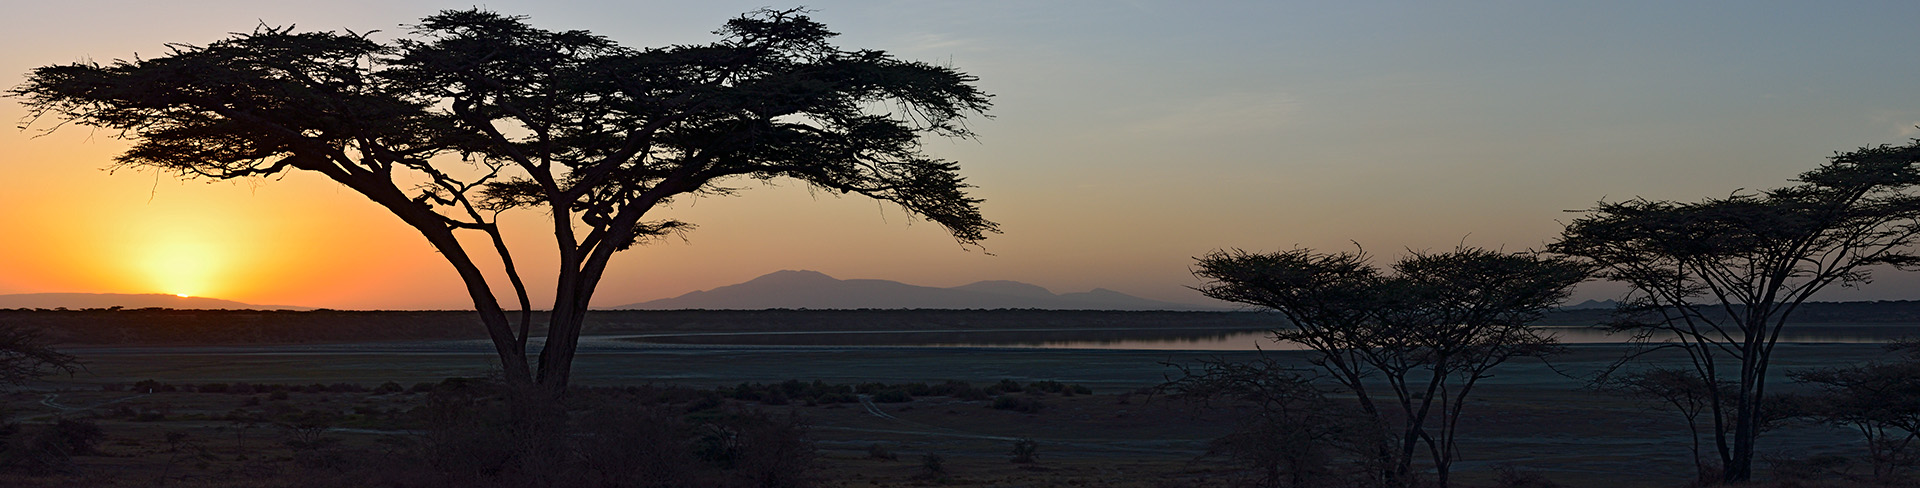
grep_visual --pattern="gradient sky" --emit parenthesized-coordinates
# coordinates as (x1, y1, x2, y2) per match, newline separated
(4, 1, 1920, 309)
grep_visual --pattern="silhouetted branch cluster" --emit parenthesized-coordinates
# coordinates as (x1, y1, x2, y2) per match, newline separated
(1187, 246, 1586, 487)
(0, 325, 76, 386)
(1552, 139, 1920, 482)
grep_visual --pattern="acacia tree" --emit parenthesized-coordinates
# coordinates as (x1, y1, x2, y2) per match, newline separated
(1549, 140, 1920, 482)
(1789, 339, 1920, 480)
(1598, 368, 1735, 484)
(0, 325, 76, 387)
(1191, 247, 1586, 487)
(10, 9, 995, 394)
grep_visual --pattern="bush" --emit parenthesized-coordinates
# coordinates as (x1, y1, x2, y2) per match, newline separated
(1027, 380, 1065, 394)
(920, 453, 947, 477)
(373, 381, 404, 394)
(1491, 464, 1561, 488)
(867, 443, 899, 461)
(1010, 438, 1038, 464)
(0, 419, 103, 474)
(870, 388, 913, 404)
(986, 379, 1023, 394)
(575, 403, 702, 487)
(49, 419, 103, 456)
(991, 395, 1044, 413)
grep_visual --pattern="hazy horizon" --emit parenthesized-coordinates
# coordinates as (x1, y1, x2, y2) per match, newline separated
(5, 1, 1920, 309)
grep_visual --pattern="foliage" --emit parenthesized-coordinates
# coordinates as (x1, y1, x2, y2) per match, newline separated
(414, 384, 817, 487)
(1789, 339, 1920, 482)
(11, 7, 994, 393)
(1550, 140, 1920, 482)
(0, 419, 103, 475)
(1158, 356, 1376, 488)
(0, 325, 76, 387)
(991, 395, 1045, 413)
(1191, 246, 1586, 487)
(1010, 438, 1038, 464)
(1596, 368, 1726, 483)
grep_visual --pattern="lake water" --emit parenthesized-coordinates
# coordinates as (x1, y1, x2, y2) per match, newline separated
(612, 323, 1920, 351)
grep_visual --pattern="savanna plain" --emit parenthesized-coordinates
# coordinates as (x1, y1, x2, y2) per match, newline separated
(0, 309, 1911, 487)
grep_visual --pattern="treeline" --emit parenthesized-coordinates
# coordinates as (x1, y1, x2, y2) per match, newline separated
(0, 309, 1273, 346)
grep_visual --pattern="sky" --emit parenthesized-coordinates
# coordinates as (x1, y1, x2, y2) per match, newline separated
(3, 1, 1920, 309)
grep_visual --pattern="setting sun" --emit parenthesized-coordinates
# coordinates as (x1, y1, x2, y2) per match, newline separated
(138, 237, 222, 299)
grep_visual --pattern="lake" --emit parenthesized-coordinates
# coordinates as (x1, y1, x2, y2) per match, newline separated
(609, 323, 1920, 350)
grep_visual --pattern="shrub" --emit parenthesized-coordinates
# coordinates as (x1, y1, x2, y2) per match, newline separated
(1491, 464, 1561, 488)
(1010, 438, 1038, 464)
(575, 403, 701, 487)
(920, 452, 947, 476)
(373, 381, 404, 394)
(903, 382, 934, 396)
(1027, 380, 1065, 394)
(0, 419, 103, 474)
(987, 379, 1023, 394)
(991, 395, 1044, 413)
(50, 419, 103, 456)
(867, 443, 899, 461)
(871, 389, 913, 404)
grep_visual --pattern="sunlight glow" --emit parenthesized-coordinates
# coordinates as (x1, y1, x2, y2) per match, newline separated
(134, 230, 227, 299)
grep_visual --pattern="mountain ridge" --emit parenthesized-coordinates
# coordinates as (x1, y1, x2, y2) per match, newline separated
(609, 270, 1223, 310)
(0, 293, 314, 311)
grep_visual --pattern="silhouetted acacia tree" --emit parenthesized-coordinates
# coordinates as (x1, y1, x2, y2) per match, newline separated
(0, 325, 76, 386)
(1598, 368, 1729, 484)
(1549, 140, 1920, 483)
(1790, 339, 1920, 481)
(1191, 247, 1586, 488)
(11, 9, 994, 395)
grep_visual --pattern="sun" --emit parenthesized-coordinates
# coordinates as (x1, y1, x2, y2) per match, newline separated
(135, 234, 227, 299)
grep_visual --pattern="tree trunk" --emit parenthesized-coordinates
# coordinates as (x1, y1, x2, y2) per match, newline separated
(353, 178, 534, 388)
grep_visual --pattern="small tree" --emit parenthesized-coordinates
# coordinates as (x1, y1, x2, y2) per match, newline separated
(1159, 356, 1374, 488)
(1191, 246, 1586, 487)
(1790, 339, 1920, 481)
(11, 8, 994, 396)
(1597, 368, 1728, 483)
(0, 324, 77, 387)
(1550, 140, 1920, 482)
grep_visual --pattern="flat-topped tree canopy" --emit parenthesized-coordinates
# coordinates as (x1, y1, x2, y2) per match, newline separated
(11, 8, 996, 391)
(1549, 140, 1920, 482)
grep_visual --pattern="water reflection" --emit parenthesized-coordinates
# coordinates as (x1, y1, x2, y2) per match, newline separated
(618, 324, 1920, 351)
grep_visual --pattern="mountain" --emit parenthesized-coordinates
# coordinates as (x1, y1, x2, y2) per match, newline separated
(0, 293, 314, 311)
(610, 270, 1223, 310)
(1560, 299, 1620, 311)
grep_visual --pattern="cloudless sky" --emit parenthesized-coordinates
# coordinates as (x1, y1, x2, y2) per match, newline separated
(3, 1, 1920, 309)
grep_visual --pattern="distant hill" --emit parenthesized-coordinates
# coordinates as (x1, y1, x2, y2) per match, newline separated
(0, 293, 313, 311)
(1559, 299, 1620, 311)
(610, 270, 1224, 311)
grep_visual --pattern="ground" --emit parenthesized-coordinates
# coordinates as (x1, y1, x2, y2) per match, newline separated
(0, 341, 1903, 486)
